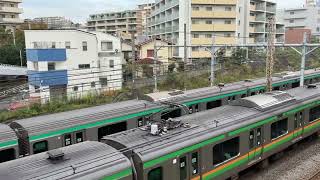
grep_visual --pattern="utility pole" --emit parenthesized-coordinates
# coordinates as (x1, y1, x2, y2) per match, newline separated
(131, 33, 136, 98)
(12, 26, 16, 46)
(211, 34, 216, 87)
(266, 17, 275, 92)
(300, 32, 307, 87)
(184, 23, 187, 66)
(153, 39, 158, 92)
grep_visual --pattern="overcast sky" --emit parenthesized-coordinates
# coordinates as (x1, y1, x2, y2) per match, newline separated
(21, 0, 305, 23)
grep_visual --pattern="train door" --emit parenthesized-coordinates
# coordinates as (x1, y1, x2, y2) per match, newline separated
(179, 150, 200, 180)
(248, 127, 263, 163)
(293, 112, 304, 139)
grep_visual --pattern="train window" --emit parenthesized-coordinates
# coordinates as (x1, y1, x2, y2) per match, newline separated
(271, 118, 288, 140)
(148, 167, 162, 180)
(292, 82, 300, 88)
(294, 114, 298, 129)
(249, 131, 254, 149)
(273, 86, 280, 91)
(241, 94, 246, 98)
(138, 118, 144, 127)
(310, 105, 320, 122)
(191, 152, 199, 175)
(33, 141, 48, 154)
(161, 109, 181, 120)
(250, 92, 256, 96)
(206, 100, 222, 110)
(98, 121, 127, 141)
(180, 156, 187, 180)
(195, 104, 199, 112)
(76, 132, 83, 143)
(0, 148, 15, 163)
(212, 137, 239, 166)
(257, 128, 262, 146)
(64, 134, 72, 146)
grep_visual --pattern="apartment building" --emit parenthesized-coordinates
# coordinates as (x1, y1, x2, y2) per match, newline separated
(87, 10, 143, 37)
(238, 0, 285, 44)
(148, 0, 238, 60)
(32, 17, 75, 29)
(138, 3, 155, 35)
(25, 30, 123, 103)
(0, 0, 23, 30)
(278, 6, 320, 37)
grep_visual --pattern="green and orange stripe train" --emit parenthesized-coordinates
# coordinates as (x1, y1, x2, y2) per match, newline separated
(1, 84, 320, 180)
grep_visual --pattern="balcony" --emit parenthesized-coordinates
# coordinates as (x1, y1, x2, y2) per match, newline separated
(266, 6, 276, 13)
(191, 24, 236, 32)
(191, 37, 236, 45)
(0, 7, 23, 14)
(191, 51, 211, 58)
(0, 17, 23, 24)
(191, 0, 237, 5)
(276, 29, 285, 34)
(250, 4, 256, 11)
(28, 70, 68, 87)
(192, 11, 236, 18)
(26, 49, 67, 62)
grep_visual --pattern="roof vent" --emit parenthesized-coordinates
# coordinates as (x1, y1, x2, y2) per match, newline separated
(307, 84, 317, 89)
(244, 79, 253, 82)
(47, 149, 69, 163)
(168, 90, 184, 96)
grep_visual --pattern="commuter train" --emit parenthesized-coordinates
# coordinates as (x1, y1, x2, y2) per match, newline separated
(1, 69, 320, 165)
(1, 83, 320, 180)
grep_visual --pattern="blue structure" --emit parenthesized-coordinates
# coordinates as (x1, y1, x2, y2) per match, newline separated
(26, 49, 67, 62)
(28, 70, 68, 87)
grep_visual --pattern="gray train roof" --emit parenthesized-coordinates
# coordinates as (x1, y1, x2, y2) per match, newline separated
(0, 141, 131, 180)
(14, 100, 160, 137)
(0, 124, 17, 146)
(105, 85, 320, 163)
(143, 69, 320, 103)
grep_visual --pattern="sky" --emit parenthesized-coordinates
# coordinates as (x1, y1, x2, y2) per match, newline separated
(21, 0, 305, 23)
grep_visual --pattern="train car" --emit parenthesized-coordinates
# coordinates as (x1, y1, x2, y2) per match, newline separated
(1, 69, 320, 164)
(6, 100, 164, 158)
(104, 85, 320, 180)
(0, 124, 19, 163)
(0, 141, 132, 180)
(143, 69, 320, 115)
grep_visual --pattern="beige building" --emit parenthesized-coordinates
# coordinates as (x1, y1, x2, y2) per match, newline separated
(0, 0, 23, 30)
(138, 3, 155, 35)
(148, 0, 238, 60)
(87, 10, 143, 37)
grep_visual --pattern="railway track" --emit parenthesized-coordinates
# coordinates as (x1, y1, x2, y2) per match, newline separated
(309, 169, 320, 180)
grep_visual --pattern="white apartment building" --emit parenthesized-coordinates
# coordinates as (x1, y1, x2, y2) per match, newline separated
(278, 6, 320, 37)
(138, 3, 155, 35)
(0, 0, 23, 30)
(25, 30, 123, 103)
(32, 16, 75, 29)
(147, 0, 284, 60)
(238, 0, 285, 44)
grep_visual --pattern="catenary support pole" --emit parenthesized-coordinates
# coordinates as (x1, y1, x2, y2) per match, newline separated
(211, 34, 216, 87)
(300, 32, 307, 87)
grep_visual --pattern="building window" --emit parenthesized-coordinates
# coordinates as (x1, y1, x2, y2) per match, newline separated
(109, 60, 114, 68)
(82, 41, 88, 51)
(48, 63, 55, 71)
(148, 167, 162, 180)
(73, 86, 78, 92)
(11, 15, 15, 18)
(193, 34, 199, 38)
(224, 33, 231, 37)
(205, 20, 212, 24)
(10, 4, 14, 7)
(101, 41, 113, 51)
(289, 20, 294, 23)
(65, 41, 71, 49)
(212, 137, 239, 166)
(225, 6, 232, 11)
(205, 34, 212, 38)
(192, 6, 200, 11)
(192, 20, 199, 24)
(290, 11, 294, 15)
(225, 20, 232, 24)
(51, 42, 56, 49)
(192, 47, 199, 51)
(317, 27, 320, 32)
(206, 6, 213, 11)
(33, 141, 48, 154)
(78, 64, 90, 69)
(271, 118, 288, 140)
(91, 82, 96, 88)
